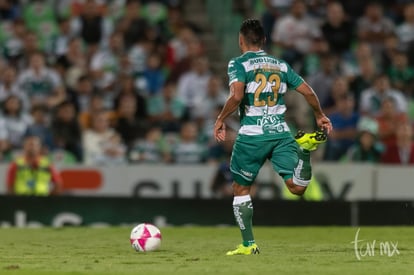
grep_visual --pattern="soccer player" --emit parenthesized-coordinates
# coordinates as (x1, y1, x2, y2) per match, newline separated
(213, 19, 333, 255)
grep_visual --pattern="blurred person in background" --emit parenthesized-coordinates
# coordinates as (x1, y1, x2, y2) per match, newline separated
(192, 75, 228, 139)
(356, 1, 395, 64)
(176, 55, 211, 119)
(25, 104, 54, 151)
(171, 120, 207, 164)
(1, 95, 32, 151)
(147, 80, 186, 133)
(376, 97, 408, 147)
(359, 74, 407, 116)
(69, 74, 95, 113)
(70, 0, 113, 50)
(6, 135, 62, 196)
(128, 124, 171, 164)
(89, 31, 124, 108)
(115, 93, 148, 150)
(113, 74, 147, 119)
(0, 0, 20, 21)
(143, 51, 166, 96)
(344, 117, 384, 163)
(51, 100, 82, 162)
(381, 121, 414, 164)
(0, 65, 29, 111)
(306, 52, 340, 109)
(271, 0, 321, 70)
(78, 93, 116, 130)
(324, 93, 359, 161)
(0, 116, 9, 161)
(167, 24, 204, 82)
(82, 110, 126, 165)
(387, 49, 414, 96)
(321, 1, 354, 58)
(396, 2, 414, 52)
(349, 47, 378, 109)
(116, 0, 148, 50)
(17, 51, 66, 108)
(2, 19, 27, 66)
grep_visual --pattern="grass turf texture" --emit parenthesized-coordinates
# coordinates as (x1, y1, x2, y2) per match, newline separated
(0, 227, 413, 275)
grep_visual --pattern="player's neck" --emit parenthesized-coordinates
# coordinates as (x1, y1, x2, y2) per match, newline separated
(242, 46, 262, 53)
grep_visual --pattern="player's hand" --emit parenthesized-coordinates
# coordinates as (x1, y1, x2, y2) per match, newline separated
(316, 114, 332, 134)
(214, 120, 226, 142)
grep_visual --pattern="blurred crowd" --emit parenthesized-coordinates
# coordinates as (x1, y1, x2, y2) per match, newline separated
(259, 0, 414, 164)
(0, 0, 232, 166)
(0, 0, 414, 167)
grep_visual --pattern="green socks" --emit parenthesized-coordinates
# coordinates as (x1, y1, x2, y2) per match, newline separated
(232, 195, 255, 247)
(293, 148, 312, 187)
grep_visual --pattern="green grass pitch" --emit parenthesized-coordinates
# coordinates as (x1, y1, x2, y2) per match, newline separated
(0, 226, 413, 275)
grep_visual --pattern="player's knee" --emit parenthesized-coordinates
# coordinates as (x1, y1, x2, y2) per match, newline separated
(232, 182, 251, 196)
(284, 178, 306, 196)
(290, 186, 306, 196)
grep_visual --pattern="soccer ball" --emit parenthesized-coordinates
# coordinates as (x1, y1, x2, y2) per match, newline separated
(130, 223, 162, 252)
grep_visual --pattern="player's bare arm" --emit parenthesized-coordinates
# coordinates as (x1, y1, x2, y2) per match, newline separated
(214, 81, 245, 142)
(295, 82, 333, 134)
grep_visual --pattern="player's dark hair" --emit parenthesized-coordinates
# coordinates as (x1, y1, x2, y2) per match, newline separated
(239, 19, 265, 47)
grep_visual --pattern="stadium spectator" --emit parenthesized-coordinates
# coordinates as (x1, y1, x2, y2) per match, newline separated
(260, 0, 293, 51)
(171, 121, 207, 164)
(359, 74, 407, 116)
(147, 80, 186, 133)
(82, 110, 126, 165)
(0, 0, 20, 21)
(396, 2, 414, 52)
(0, 66, 29, 111)
(115, 0, 148, 50)
(306, 52, 340, 108)
(55, 37, 87, 89)
(115, 93, 148, 149)
(128, 124, 171, 163)
(381, 122, 414, 164)
(6, 135, 62, 196)
(19, 31, 41, 68)
(324, 93, 359, 161)
(376, 97, 408, 147)
(323, 76, 352, 115)
(24, 104, 54, 151)
(356, 1, 395, 62)
(17, 52, 66, 108)
(48, 16, 72, 57)
(176, 55, 211, 118)
(321, 1, 354, 58)
(143, 51, 165, 96)
(2, 19, 26, 66)
(349, 51, 378, 109)
(0, 117, 10, 161)
(1, 95, 32, 150)
(70, 0, 113, 49)
(387, 49, 414, 96)
(69, 74, 95, 113)
(113, 74, 147, 119)
(271, 0, 321, 69)
(89, 31, 124, 106)
(167, 25, 204, 82)
(51, 100, 83, 162)
(380, 34, 400, 70)
(193, 75, 228, 139)
(78, 93, 116, 129)
(345, 117, 384, 163)
(22, 0, 58, 53)
(300, 36, 330, 77)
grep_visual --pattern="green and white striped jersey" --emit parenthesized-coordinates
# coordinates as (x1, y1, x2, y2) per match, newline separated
(228, 50, 304, 141)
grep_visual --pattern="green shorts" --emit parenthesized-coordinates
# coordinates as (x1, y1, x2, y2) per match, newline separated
(230, 135, 299, 186)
